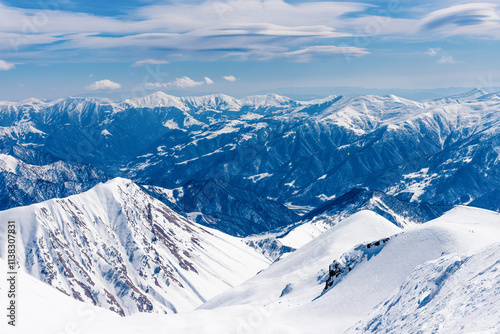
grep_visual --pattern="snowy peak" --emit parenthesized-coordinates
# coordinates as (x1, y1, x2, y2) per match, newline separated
(201, 210, 401, 310)
(123, 91, 187, 110)
(241, 93, 296, 108)
(432, 88, 489, 103)
(0, 177, 270, 316)
(199, 207, 500, 333)
(181, 93, 242, 111)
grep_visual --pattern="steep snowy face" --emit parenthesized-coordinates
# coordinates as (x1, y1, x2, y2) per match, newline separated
(349, 244, 500, 333)
(0, 178, 270, 316)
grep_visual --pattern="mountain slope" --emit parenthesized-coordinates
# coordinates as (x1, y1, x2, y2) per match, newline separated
(200, 211, 402, 310)
(179, 178, 299, 236)
(348, 243, 500, 333)
(0, 153, 108, 210)
(302, 188, 451, 228)
(196, 206, 500, 333)
(2, 207, 498, 333)
(0, 178, 270, 316)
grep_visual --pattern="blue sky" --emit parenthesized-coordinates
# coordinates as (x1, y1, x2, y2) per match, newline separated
(0, 0, 499, 100)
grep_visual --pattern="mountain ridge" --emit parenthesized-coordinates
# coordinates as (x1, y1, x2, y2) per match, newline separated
(0, 177, 270, 316)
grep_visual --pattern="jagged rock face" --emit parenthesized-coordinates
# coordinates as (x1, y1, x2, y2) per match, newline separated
(0, 153, 108, 210)
(1, 91, 500, 232)
(0, 178, 269, 316)
(323, 237, 391, 293)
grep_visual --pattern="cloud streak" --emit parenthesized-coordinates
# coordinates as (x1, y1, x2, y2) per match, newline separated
(146, 76, 214, 89)
(0, 1, 366, 63)
(132, 59, 169, 67)
(419, 3, 500, 37)
(227, 45, 369, 62)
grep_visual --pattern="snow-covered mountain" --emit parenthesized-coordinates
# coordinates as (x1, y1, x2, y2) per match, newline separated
(3, 206, 498, 333)
(197, 206, 500, 333)
(200, 211, 402, 312)
(1, 89, 499, 236)
(0, 178, 270, 316)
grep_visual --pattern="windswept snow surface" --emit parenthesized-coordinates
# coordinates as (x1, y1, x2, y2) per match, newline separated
(348, 244, 500, 333)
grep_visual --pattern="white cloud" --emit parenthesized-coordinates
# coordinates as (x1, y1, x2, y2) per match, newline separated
(85, 79, 122, 91)
(437, 55, 458, 64)
(286, 45, 369, 58)
(132, 59, 169, 67)
(0, 59, 15, 71)
(425, 48, 459, 64)
(223, 75, 237, 82)
(0, 1, 497, 65)
(146, 76, 213, 89)
(425, 48, 441, 56)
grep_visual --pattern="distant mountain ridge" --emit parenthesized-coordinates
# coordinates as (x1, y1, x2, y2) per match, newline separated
(0, 89, 499, 235)
(0, 152, 108, 210)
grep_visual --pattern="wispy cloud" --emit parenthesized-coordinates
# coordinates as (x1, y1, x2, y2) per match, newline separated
(425, 48, 441, 56)
(145, 76, 213, 89)
(0, 1, 497, 66)
(132, 59, 169, 67)
(425, 47, 459, 65)
(223, 75, 237, 82)
(0, 59, 15, 71)
(419, 3, 500, 37)
(228, 45, 369, 62)
(86, 79, 122, 90)
(0, 1, 366, 63)
(437, 55, 458, 64)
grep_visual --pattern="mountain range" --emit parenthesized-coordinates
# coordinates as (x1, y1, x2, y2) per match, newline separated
(0, 89, 499, 332)
(0, 89, 499, 236)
